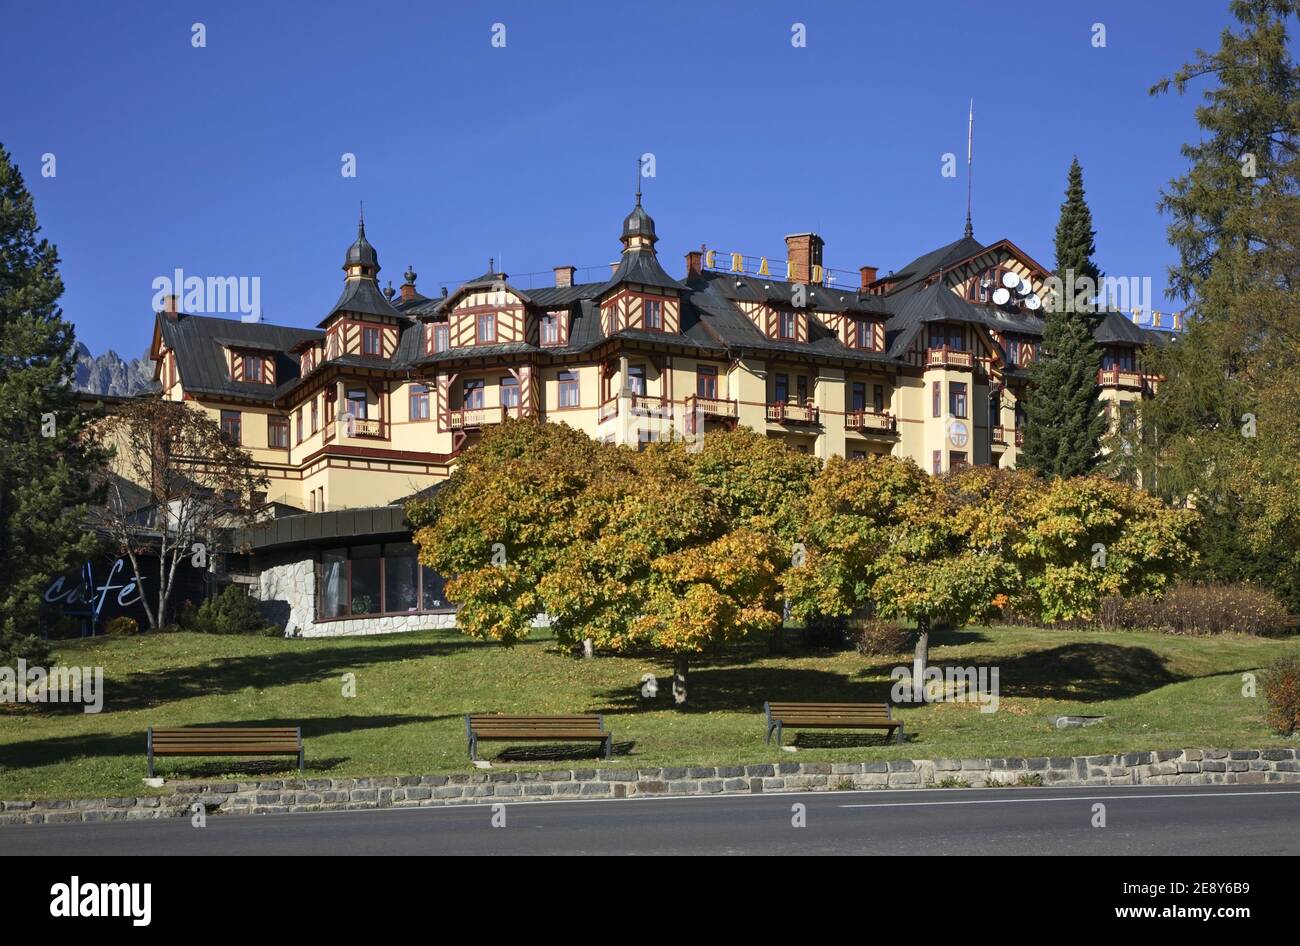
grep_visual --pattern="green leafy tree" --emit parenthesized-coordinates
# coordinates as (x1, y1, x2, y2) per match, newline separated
(1012, 476, 1199, 623)
(1021, 157, 1106, 477)
(411, 423, 795, 704)
(1115, 0, 1300, 608)
(0, 144, 104, 664)
(785, 457, 1019, 686)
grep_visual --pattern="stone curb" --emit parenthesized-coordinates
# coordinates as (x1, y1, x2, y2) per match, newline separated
(3, 747, 1297, 825)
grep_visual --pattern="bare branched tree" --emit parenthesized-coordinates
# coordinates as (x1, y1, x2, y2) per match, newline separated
(91, 399, 267, 629)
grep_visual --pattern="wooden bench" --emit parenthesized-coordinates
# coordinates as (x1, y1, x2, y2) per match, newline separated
(1283, 614, 1300, 632)
(764, 702, 904, 746)
(465, 714, 612, 762)
(147, 726, 303, 777)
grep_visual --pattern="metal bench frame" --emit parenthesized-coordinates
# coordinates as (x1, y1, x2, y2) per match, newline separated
(763, 701, 904, 746)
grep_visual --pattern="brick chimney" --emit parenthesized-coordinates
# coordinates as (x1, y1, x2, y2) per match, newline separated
(785, 233, 824, 283)
(859, 266, 878, 290)
(685, 250, 703, 277)
(401, 266, 419, 302)
(554, 265, 576, 288)
(161, 293, 179, 321)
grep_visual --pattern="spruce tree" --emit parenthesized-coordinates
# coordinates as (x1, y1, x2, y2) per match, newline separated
(1020, 157, 1107, 477)
(0, 144, 104, 664)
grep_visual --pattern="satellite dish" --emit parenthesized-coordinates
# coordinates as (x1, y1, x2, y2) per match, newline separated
(992, 287, 1011, 305)
(1001, 271, 1020, 289)
(1025, 294, 1042, 311)
(1016, 278, 1032, 296)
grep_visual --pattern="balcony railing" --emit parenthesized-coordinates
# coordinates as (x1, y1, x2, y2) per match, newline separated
(684, 394, 739, 419)
(992, 426, 1026, 447)
(767, 401, 820, 425)
(447, 406, 517, 430)
(926, 346, 974, 369)
(845, 409, 897, 433)
(1097, 368, 1144, 389)
(598, 393, 669, 423)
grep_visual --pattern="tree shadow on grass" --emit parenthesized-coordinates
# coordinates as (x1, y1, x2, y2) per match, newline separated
(870, 642, 1185, 703)
(93, 639, 480, 713)
(594, 667, 890, 716)
(0, 714, 442, 777)
(789, 731, 902, 749)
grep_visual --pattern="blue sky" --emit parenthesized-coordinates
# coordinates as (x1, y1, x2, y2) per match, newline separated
(8, 0, 1239, 357)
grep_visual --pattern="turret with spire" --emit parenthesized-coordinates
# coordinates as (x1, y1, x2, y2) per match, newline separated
(321, 205, 402, 326)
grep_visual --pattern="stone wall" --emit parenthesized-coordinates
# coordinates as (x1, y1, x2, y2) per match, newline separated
(252, 557, 456, 638)
(3, 748, 1296, 824)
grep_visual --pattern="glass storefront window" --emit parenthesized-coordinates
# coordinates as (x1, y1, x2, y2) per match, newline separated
(349, 544, 381, 615)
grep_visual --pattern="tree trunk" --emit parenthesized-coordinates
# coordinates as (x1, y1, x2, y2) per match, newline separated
(581, 638, 594, 659)
(912, 615, 930, 704)
(672, 653, 689, 706)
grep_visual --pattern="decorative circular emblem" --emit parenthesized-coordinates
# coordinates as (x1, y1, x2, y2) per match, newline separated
(948, 419, 969, 448)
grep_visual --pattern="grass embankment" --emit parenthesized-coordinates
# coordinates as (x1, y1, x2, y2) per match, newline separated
(1, 625, 1295, 799)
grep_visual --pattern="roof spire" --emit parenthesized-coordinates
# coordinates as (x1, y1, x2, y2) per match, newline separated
(359, 200, 366, 237)
(635, 156, 642, 206)
(964, 99, 974, 239)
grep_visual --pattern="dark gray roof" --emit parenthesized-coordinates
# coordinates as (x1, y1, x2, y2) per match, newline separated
(344, 219, 379, 270)
(158, 313, 321, 402)
(697, 270, 891, 317)
(322, 276, 405, 324)
(883, 235, 985, 295)
(233, 504, 412, 550)
(596, 248, 683, 295)
(527, 283, 602, 307)
(684, 279, 893, 366)
(884, 283, 1046, 358)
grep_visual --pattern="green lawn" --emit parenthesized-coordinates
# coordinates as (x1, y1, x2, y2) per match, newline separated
(2, 625, 1297, 800)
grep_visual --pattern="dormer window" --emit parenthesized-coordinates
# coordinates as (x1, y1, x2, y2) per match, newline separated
(645, 300, 662, 330)
(244, 357, 263, 383)
(433, 324, 449, 353)
(540, 312, 561, 346)
(779, 311, 796, 340)
(855, 320, 874, 349)
(477, 312, 496, 344)
(363, 327, 382, 356)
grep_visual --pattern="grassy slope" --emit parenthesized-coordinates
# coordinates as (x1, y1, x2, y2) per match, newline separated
(1, 626, 1296, 800)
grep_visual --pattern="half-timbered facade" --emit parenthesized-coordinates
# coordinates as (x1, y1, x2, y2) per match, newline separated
(145, 199, 1176, 515)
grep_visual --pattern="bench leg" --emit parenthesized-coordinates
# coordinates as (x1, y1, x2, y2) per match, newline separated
(775, 722, 783, 747)
(298, 748, 305, 773)
(469, 736, 478, 762)
(147, 728, 154, 779)
(895, 723, 905, 745)
(604, 735, 612, 761)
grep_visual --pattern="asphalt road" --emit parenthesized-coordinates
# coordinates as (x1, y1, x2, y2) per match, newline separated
(10, 784, 1300, 855)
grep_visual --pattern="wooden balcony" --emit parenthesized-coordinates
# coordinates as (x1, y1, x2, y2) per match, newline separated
(598, 393, 669, 423)
(684, 394, 738, 420)
(845, 409, 897, 434)
(767, 401, 820, 425)
(991, 426, 1025, 448)
(447, 406, 516, 430)
(328, 416, 384, 441)
(926, 346, 974, 369)
(1097, 368, 1144, 390)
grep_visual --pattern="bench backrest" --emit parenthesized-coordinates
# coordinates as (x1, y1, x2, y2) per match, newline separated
(151, 727, 300, 748)
(767, 702, 892, 719)
(468, 714, 604, 732)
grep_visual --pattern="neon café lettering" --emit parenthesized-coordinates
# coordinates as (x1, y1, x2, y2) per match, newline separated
(43, 558, 145, 616)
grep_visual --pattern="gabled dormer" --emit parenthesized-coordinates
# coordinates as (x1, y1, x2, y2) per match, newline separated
(318, 210, 405, 361)
(432, 261, 529, 351)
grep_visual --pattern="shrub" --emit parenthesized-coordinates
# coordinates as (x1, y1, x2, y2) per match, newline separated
(192, 584, 275, 635)
(1100, 583, 1288, 636)
(1262, 655, 1300, 736)
(105, 616, 139, 636)
(853, 618, 911, 656)
(801, 613, 850, 650)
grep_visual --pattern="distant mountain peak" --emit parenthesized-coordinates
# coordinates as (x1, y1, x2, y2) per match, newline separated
(73, 344, 158, 397)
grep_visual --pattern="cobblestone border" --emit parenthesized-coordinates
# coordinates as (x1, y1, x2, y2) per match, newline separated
(3, 748, 1297, 824)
